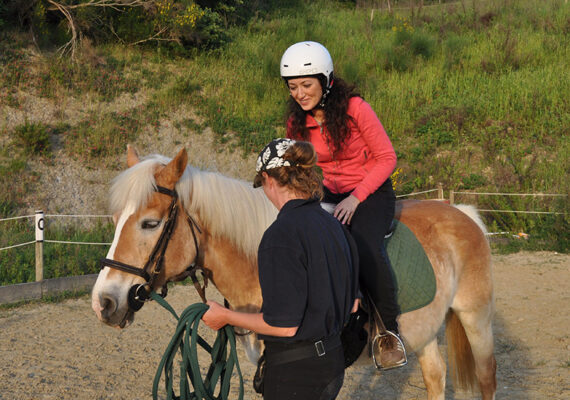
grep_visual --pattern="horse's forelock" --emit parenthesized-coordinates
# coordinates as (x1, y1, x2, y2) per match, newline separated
(109, 155, 170, 215)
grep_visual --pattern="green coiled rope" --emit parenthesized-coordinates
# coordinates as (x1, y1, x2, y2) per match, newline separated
(150, 292, 244, 400)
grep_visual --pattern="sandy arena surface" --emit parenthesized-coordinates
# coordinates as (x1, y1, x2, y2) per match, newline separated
(0, 251, 568, 400)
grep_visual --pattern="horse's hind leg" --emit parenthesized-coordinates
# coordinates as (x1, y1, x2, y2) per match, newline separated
(456, 308, 497, 400)
(417, 338, 446, 400)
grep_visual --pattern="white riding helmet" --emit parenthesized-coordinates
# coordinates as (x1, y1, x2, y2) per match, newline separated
(280, 41, 334, 90)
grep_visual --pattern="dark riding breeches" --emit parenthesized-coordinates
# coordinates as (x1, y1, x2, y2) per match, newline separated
(323, 179, 401, 332)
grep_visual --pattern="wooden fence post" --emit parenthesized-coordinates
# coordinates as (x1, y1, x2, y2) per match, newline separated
(449, 191, 455, 205)
(437, 183, 444, 200)
(35, 210, 44, 282)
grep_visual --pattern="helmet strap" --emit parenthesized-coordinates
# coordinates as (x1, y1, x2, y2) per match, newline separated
(318, 74, 333, 108)
(319, 88, 330, 108)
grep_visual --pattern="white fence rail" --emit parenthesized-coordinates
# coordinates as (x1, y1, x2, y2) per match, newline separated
(0, 211, 112, 282)
(0, 188, 566, 303)
(449, 191, 567, 215)
(0, 212, 112, 304)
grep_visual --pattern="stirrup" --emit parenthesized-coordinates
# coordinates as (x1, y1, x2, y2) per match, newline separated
(371, 330, 408, 371)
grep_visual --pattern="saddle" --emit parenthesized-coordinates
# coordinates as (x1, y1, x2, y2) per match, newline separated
(320, 203, 436, 314)
(323, 201, 436, 370)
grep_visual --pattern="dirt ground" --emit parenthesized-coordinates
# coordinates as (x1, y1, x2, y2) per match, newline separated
(0, 251, 568, 400)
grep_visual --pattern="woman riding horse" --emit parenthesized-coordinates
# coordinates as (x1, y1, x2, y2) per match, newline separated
(281, 41, 405, 368)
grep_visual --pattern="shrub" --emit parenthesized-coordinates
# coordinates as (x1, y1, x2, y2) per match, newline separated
(410, 32, 435, 59)
(13, 121, 52, 156)
(8, 0, 253, 53)
(460, 173, 487, 190)
(381, 15, 436, 71)
(381, 43, 412, 72)
(443, 34, 470, 71)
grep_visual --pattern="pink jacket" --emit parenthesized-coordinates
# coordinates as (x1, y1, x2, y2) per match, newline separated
(287, 97, 397, 202)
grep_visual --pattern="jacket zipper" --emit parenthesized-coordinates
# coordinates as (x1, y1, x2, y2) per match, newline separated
(317, 120, 341, 193)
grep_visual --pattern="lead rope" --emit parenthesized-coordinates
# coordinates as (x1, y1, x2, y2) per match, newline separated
(150, 292, 244, 400)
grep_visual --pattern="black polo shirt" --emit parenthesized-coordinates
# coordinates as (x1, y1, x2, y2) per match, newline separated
(258, 198, 358, 343)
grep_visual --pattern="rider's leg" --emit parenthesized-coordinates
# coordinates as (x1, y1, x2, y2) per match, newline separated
(349, 179, 400, 332)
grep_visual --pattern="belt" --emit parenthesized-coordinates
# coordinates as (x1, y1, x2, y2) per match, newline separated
(264, 334, 342, 366)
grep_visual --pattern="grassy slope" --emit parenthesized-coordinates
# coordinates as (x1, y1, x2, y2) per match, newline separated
(178, 0, 569, 246)
(0, 0, 568, 285)
(3, 1, 568, 195)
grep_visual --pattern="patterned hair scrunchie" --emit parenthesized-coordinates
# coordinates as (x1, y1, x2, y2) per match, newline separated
(255, 138, 297, 173)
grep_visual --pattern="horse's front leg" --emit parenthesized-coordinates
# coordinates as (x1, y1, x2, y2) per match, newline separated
(417, 338, 446, 400)
(237, 333, 264, 364)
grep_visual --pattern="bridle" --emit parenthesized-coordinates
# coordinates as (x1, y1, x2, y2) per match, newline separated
(100, 185, 208, 312)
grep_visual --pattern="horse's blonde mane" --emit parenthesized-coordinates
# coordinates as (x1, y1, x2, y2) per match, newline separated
(109, 154, 277, 261)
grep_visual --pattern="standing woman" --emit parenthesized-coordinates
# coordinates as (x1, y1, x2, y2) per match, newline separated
(281, 41, 406, 369)
(202, 138, 359, 400)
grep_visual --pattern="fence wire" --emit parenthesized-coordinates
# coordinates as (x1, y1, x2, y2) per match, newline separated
(0, 215, 34, 222)
(44, 240, 111, 246)
(0, 241, 36, 252)
(0, 188, 566, 253)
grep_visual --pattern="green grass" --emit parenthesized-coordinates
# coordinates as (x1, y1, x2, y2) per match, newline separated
(0, 220, 113, 285)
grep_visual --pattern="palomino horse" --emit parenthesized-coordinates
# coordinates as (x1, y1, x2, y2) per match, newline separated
(92, 147, 496, 400)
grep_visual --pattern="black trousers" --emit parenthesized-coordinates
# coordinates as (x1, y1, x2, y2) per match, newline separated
(263, 342, 345, 400)
(323, 179, 400, 332)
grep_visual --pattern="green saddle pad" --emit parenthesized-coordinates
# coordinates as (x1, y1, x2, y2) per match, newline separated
(385, 219, 436, 314)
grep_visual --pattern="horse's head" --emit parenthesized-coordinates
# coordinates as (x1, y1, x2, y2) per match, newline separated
(91, 146, 202, 328)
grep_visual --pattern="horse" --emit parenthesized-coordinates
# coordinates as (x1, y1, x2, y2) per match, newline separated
(91, 147, 496, 400)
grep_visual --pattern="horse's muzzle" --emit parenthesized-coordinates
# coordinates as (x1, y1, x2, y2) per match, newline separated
(127, 284, 150, 312)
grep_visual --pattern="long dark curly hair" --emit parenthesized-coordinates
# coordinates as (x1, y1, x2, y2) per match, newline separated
(286, 76, 360, 155)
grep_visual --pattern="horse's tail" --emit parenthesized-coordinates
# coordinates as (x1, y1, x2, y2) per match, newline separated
(445, 309, 477, 391)
(453, 204, 488, 236)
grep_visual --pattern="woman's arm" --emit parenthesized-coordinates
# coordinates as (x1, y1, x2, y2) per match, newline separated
(350, 98, 397, 202)
(202, 300, 299, 337)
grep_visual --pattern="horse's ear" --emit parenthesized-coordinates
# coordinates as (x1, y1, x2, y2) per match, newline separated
(156, 148, 188, 188)
(127, 144, 140, 167)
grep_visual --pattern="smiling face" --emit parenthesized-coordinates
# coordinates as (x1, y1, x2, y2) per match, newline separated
(287, 76, 323, 111)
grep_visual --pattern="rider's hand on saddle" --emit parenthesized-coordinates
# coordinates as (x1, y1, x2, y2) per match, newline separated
(334, 195, 360, 225)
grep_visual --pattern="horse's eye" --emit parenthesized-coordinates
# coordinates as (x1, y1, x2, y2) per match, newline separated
(141, 220, 161, 230)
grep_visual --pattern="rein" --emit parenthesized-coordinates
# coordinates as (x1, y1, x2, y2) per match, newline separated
(102, 185, 245, 399)
(100, 185, 208, 312)
(151, 292, 244, 400)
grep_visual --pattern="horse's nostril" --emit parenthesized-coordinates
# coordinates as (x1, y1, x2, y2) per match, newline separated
(100, 295, 117, 320)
